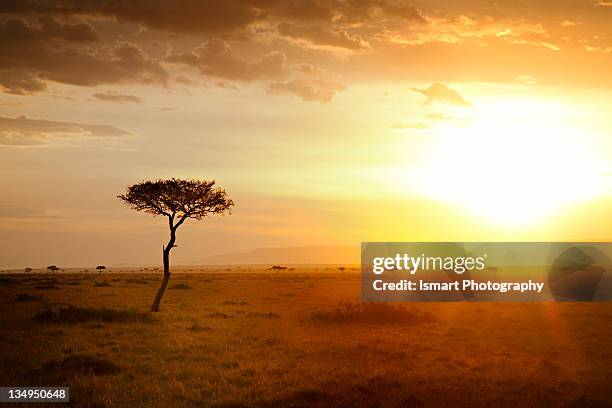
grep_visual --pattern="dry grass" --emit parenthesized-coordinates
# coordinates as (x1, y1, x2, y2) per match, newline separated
(43, 353, 121, 376)
(32, 306, 154, 324)
(1, 270, 611, 407)
(311, 300, 433, 325)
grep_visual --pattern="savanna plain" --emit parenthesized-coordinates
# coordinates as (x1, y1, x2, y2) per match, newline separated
(1, 267, 611, 408)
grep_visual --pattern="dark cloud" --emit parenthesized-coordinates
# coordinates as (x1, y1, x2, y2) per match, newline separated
(268, 79, 345, 102)
(1, 0, 609, 94)
(334, 0, 426, 23)
(37, 16, 99, 42)
(167, 39, 287, 81)
(277, 23, 370, 51)
(411, 83, 471, 106)
(0, 0, 261, 34)
(0, 115, 131, 146)
(0, 16, 98, 43)
(0, 18, 168, 94)
(93, 92, 142, 103)
(0, 0, 426, 33)
(0, 70, 47, 95)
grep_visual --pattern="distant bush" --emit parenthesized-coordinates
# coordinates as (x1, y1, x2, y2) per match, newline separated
(188, 324, 212, 332)
(94, 281, 111, 287)
(0, 277, 15, 286)
(220, 300, 249, 305)
(34, 284, 60, 290)
(170, 283, 193, 290)
(124, 278, 150, 284)
(247, 311, 280, 319)
(33, 306, 154, 324)
(43, 354, 120, 376)
(311, 300, 434, 325)
(16, 293, 43, 302)
(208, 311, 231, 318)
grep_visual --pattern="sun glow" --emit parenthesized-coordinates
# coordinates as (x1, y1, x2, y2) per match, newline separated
(383, 98, 610, 226)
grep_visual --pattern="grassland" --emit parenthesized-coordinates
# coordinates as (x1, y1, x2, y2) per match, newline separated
(1, 268, 611, 407)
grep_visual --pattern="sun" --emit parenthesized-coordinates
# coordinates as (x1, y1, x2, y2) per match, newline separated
(382, 98, 610, 227)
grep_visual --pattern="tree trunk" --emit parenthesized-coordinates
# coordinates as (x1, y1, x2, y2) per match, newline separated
(150, 221, 176, 312)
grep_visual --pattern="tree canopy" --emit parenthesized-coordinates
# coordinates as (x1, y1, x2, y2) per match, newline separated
(117, 178, 234, 227)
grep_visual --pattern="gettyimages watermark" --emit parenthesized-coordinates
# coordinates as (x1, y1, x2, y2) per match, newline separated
(361, 242, 612, 302)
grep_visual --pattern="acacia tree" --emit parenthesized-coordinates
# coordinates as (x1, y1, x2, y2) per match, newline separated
(96, 265, 106, 277)
(118, 179, 234, 312)
(47, 265, 59, 277)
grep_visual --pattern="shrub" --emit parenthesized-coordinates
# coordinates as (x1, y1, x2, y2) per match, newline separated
(124, 278, 150, 284)
(311, 300, 434, 325)
(247, 311, 280, 319)
(170, 283, 193, 290)
(16, 293, 43, 302)
(188, 324, 212, 332)
(33, 306, 154, 324)
(34, 284, 60, 290)
(220, 300, 249, 305)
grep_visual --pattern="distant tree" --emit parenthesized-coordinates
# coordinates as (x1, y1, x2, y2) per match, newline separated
(96, 265, 106, 277)
(338, 266, 346, 273)
(267, 265, 288, 273)
(47, 265, 59, 277)
(118, 178, 234, 312)
(24, 267, 32, 274)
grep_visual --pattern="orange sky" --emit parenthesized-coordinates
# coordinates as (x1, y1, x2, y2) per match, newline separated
(0, 1, 611, 268)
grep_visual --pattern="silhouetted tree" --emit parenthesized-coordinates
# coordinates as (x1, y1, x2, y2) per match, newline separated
(338, 266, 346, 273)
(24, 267, 32, 274)
(118, 178, 234, 312)
(96, 265, 106, 277)
(47, 265, 59, 277)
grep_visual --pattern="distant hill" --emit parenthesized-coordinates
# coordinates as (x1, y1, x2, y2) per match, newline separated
(197, 245, 359, 265)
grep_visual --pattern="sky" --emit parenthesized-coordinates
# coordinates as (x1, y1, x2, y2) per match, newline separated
(1, 0, 611, 269)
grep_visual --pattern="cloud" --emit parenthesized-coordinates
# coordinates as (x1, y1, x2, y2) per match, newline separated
(0, 201, 56, 219)
(411, 83, 471, 107)
(0, 115, 132, 146)
(560, 20, 577, 27)
(0, 0, 425, 33)
(0, 0, 610, 93)
(0, 0, 261, 34)
(167, 39, 287, 82)
(0, 16, 98, 43)
(36, 16, 99, 42)
(93, 92, 142, 103)
(295, 63, 327, 76)
(0, 71, 46, 95)
(376, 17, 560, 52)
(277, 23, 370, 51)
(0, 19, 167, 94)
(515, 75, 538, 85)
(268, 79, 345, 103)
